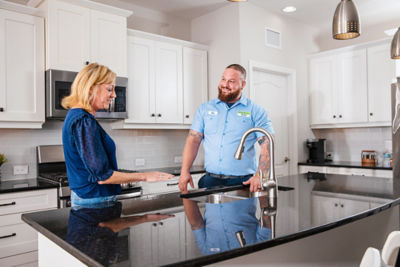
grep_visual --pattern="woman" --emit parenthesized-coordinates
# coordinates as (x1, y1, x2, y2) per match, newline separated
(62, 63, 173, 207)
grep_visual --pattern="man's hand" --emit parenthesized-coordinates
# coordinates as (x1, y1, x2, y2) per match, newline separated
(179, 172, 194, 193)
(243, 175, 261, 192)
(144, 171, 174, 182)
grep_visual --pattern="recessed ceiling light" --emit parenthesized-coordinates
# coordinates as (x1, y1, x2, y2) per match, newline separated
(282, 6, 296, 13)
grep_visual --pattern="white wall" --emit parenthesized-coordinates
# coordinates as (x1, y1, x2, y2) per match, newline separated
(0, 121, 203, 181)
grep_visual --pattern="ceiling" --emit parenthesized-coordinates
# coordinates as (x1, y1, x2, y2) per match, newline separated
(116, 0, 400, 30)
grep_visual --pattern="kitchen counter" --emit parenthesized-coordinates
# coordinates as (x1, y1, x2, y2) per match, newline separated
(21, 173, 400, 266)
(0, 178, 58, 194)
(132, 165, 205, 176)
(298, 160, 392, 170)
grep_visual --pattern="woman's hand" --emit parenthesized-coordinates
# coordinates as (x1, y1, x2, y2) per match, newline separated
(143, 171, 174, 182)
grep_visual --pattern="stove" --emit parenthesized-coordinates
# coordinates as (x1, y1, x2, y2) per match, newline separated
(37, 145, 142, 208)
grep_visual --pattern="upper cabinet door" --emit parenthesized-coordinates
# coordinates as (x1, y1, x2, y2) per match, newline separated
(0, 9, 45, 126)
(90, 10, 127, 77)
(183, 47, 208, 125)
(155, 42, 183, 124)
(367, 43, 396, 123)
(47, 0, 90, 72)
(309, 55, 336, 125)
(336, 49, 368, 124)
(126, 36, 156, 123)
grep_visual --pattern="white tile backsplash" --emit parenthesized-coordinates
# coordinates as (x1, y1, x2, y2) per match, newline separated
(0, 121, 204, 181)
(313, 127, 392, 163)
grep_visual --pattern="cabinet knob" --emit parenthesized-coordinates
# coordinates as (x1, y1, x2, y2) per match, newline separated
(159, 222, 163, 226)
(185, 115, 189, 118)
(0, 107, 3, 112)
(334, 203, 338, 207)
(151, 113, 155, 117)
(339, 115, 342, 118)
(153, 223, 157, 227)
(157, 114, 162, 117)
(340, 204, 344, 208)
(370, 113, 373, 116)
(85, 61, 90, 65)
(333, 115, 336, 118)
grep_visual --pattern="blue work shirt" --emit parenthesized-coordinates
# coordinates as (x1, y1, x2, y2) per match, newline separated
(62, 108, 121, 198)
(193, 198, 271, 255)
(191, 95, 274, 176)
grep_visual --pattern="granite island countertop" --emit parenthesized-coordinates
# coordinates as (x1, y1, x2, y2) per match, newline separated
(0, 178, 58, 194)
(21, 173, 400, 266)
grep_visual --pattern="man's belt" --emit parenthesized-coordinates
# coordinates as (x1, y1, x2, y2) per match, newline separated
(206, 172, 252, 179)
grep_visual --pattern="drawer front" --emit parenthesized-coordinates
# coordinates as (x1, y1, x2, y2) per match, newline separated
(0, 189, 57, 216)
(0, 251, 37, 266)
(142, 177, 180, 195)
(299, 166, 326, 174)
(0, 222, 38, 258)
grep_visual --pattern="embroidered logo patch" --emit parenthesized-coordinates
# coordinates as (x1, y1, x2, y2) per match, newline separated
(237, 111, 250, 117)
(207, 110, 218, 116)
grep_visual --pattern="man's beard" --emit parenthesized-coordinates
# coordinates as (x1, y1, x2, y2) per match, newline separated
(218, 86, 241, 103)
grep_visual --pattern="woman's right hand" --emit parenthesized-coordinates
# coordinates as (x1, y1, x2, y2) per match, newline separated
(143, 171, 174, 182)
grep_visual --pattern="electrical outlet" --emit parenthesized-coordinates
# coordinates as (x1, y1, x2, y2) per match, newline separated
(135, 158, 145, 166)
(13, 165, 29, 175)
(174, 156, 182, 163)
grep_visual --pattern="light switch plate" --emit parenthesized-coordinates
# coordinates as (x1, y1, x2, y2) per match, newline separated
(135, 159, 145, 166)
(14, 165, 29, 175)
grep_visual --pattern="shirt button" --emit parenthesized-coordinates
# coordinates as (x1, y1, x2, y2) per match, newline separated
(222, 133, 225, 136)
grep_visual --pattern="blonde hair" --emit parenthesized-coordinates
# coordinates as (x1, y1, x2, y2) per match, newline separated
(61, 63, 116, 113)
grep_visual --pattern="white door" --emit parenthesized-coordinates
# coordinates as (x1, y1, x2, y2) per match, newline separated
(251, 68, 291, 178)
(47, 0, 90, 71)
(183, 47, 208, 124)
(155, 42, 183, 124)
(0, 9, 44, 123)
(91, 10, 127, 77)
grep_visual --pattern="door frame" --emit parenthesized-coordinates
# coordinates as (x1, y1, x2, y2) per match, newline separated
(248, 60, 298, 176)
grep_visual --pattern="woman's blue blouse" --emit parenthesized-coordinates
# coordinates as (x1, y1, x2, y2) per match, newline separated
(62, 108, 121, 198)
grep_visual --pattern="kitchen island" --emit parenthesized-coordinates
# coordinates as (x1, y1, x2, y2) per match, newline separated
(22, 173, 400, 266)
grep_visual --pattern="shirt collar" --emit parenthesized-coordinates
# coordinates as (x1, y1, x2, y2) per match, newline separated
(215, 94, 248, 107)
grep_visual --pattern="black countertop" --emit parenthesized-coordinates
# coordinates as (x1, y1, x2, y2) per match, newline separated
(0, 178, 58, 194)
(298, 161, 392, 170)
(21, 173, 400, 266)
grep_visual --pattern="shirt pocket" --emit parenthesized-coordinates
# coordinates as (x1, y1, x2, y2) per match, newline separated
(204, 115, 219, 135)
(227, 115, 253, 133)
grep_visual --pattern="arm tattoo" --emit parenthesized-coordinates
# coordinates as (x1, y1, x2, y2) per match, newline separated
(188, 130, 203, 140)
(257, 138, 270, 175)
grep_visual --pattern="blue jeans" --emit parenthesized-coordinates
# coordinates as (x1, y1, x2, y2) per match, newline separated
(71, 191, 116, 209)
(198, 173, 253, 189)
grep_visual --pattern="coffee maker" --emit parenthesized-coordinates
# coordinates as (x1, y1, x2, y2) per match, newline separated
(306, 139, 326, 163)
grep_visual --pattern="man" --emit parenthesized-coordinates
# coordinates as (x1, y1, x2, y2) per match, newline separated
(178, 64, 274, 193)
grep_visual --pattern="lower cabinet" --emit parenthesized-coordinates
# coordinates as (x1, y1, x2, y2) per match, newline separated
(129, 211, 186, 266)
(0, 188, 57, 266)
(311, 192, 390, 226)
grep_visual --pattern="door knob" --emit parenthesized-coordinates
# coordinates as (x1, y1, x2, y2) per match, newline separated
(284, 156, 290, 163)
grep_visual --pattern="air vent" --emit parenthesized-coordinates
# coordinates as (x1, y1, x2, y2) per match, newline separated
(265, 27, 281, 49)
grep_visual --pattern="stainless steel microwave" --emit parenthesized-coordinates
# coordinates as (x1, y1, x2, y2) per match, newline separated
(45, 69, 128, 119)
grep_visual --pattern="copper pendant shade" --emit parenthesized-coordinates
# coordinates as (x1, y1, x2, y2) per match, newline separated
(332, 0, 361, 40)
(391, 27, 400, 59)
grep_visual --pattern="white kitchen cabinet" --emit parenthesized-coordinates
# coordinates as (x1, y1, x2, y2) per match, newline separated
(114, 30, 208, 129)
(310, 49, 367, 126)
(309, 39, 395, 128)
(311, 193, 370, 226)
(129, 211, 186, 266)
(0, 9, 45, 128)
(40, 0, 130, 77)
(298, 165, 392, 178)
(0, 189, 57, 265)
(183, 47, 208, 124)
(367, 43, 396, 124)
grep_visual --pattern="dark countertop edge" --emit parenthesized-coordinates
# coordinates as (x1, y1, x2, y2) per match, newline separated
(22, 194, 400, 267)
(164, 199, 400, 267)
(21, 214, 102, 267)
(0, 183, 58, 194)
(298, 161, 392, 170)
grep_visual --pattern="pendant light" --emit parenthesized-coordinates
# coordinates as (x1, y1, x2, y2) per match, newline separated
(391, 27, 400, 59)
(332, 0, 360, 40)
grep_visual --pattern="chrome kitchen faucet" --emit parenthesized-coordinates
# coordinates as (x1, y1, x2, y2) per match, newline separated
(234, 127, 277, 200)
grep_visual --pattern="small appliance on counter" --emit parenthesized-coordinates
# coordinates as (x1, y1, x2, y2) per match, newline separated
(361, 150, 376, 167)
(306, 139, 327, 163)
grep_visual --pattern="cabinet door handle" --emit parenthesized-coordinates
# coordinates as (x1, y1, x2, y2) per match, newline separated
(334, 203, 338, 207)
(339, 115, 342, 118)
(333, 115, 336, 118)
(153, 223, 157, 227)
(167, 182, 179, 186)
(370, 113, 373, 116)
(0, 233, 16, 239)
(85, 61, 90, 65)
(151, 113, 155, 117)
(185, 115, 189, 118)
(0, 201, 16, 207)
(159, 222, 163, 226)
(340, 204, 344, 208)
(157, 114, 162, 117)
(0, 107, 3, 112)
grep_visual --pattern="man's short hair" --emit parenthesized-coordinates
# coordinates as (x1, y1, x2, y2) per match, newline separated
(226, 64, 246, 80)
